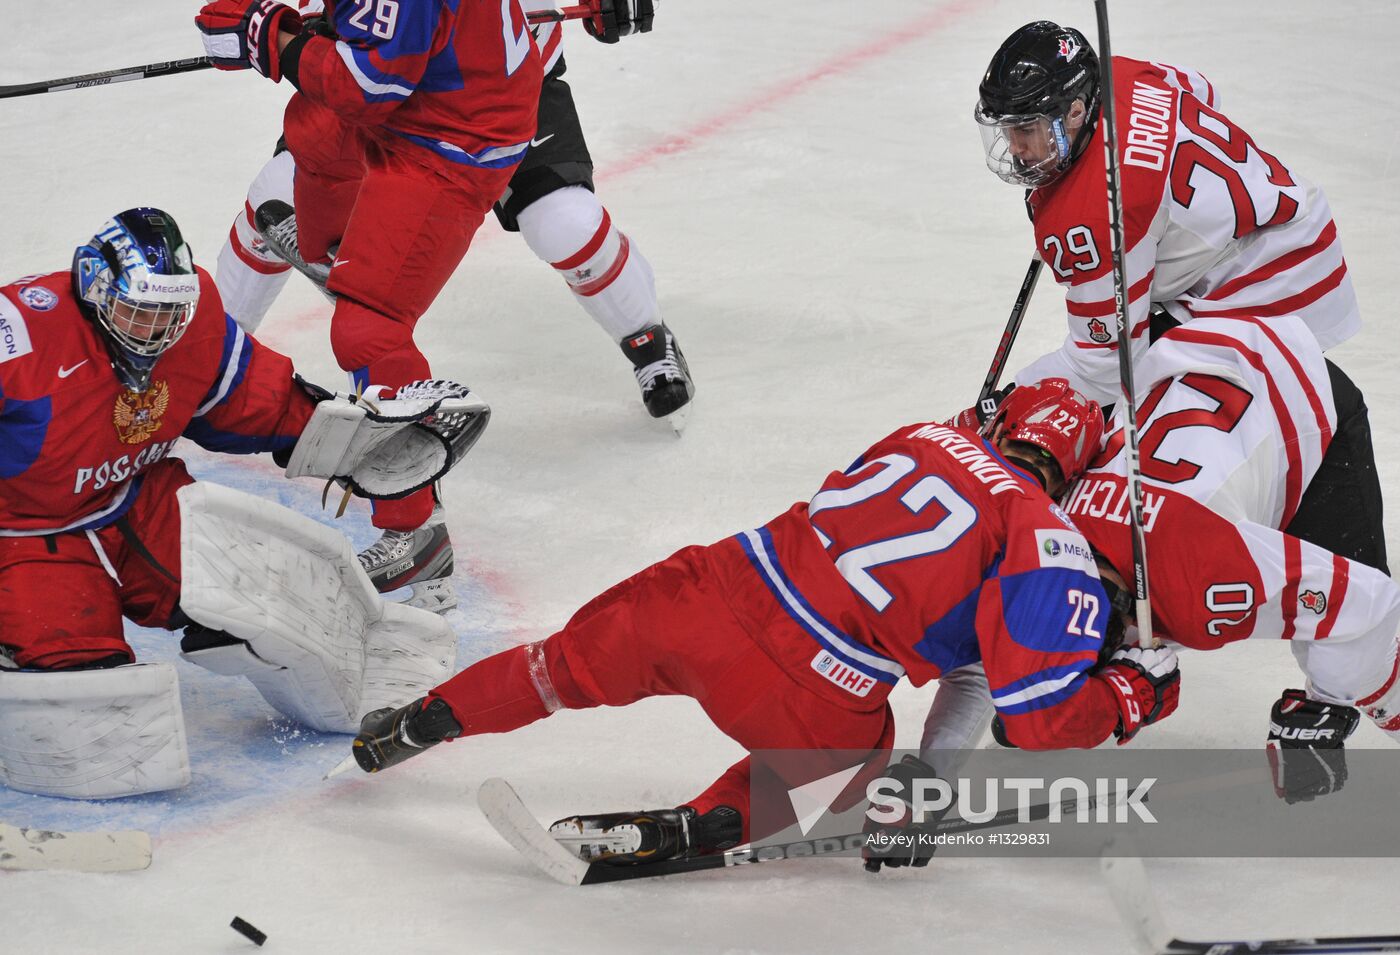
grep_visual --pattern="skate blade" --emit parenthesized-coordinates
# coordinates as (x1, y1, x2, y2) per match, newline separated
(324, 753, 360, 780)
(654, 400, 691, 436)
(402, 578, 458, 614)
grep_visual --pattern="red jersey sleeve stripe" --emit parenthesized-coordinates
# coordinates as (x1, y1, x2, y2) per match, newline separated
(1203, 221, 1338, 302)
(1234, 315, 1333, 450)
(1281, 533, 1302, 640)
(1066, 270, 1156, 317)
(1186, 262, 1349, 320)
(1313, 554, 1350, 641)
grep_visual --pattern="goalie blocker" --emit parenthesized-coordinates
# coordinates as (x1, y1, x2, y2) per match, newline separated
(283, 378, 490, 500)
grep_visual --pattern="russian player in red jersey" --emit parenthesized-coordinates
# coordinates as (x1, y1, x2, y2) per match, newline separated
(339, 380, 1182, 868)
(969, 21, 1385, 580)
(0, 208, 484, 800)
(195, 0, 546, 612)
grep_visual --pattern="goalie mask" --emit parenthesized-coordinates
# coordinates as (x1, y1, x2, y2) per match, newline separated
(72, 208, 200, 392)
(975, 21, 1100, 188)
(988, 378, 1104, 498)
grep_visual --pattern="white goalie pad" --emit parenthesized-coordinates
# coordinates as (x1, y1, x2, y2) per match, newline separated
(284, 380, 490, 499)
(177, 483, 456, 733)
(0, 663, 190, 799)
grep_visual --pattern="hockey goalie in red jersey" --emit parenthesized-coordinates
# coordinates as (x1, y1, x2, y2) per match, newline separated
(342, 380, 1182, 869)
(0, 208, 488, 801)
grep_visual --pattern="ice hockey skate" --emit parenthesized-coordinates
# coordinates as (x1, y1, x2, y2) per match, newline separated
(357, 504, 457, 613)
(253, 199, 336, 302)
(548, 805, 741, 866)
(620, 323, 694, 434)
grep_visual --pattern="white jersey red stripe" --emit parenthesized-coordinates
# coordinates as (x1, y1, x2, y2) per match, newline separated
(1015, 58, 1360, 406)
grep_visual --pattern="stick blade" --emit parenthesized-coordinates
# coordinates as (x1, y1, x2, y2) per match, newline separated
(477, 778, 589, 886)
(1101, 853, 1174, 955)
(0, 823, 152, 872)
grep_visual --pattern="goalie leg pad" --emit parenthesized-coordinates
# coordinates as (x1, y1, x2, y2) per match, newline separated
(178, 483, 455, 733)
(0, 663, 190, 799)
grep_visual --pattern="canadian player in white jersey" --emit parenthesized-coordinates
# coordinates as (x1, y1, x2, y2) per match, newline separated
(929, 317, 1398, 802)
(1066, 315, 1400, 797)
(967, 19, 1385, 593)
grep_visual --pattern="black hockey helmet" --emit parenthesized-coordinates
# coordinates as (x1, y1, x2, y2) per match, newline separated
(975, 21, 1101, 187)
(72, 208, 199, 392)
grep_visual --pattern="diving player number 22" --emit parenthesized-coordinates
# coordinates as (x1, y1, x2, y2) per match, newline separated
(809, 453, 977, 612)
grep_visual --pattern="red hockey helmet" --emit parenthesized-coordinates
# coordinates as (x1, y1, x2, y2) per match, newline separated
(989, 378, 1104, 492)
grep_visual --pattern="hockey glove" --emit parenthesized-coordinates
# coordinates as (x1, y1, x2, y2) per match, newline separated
(197, 0, 303, 82)
(945, 384, 1014, 432)
(1097, 646, 1180, 744)
(585, 0, 655, 43)
(862, 755, 951, 873)
(1265, 689, 1359, 804)
(350, 697, 462, 774)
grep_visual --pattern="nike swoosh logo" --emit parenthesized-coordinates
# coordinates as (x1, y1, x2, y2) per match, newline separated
(530, 133, 555, 148)
(58, 360, 89, 378)
(332, 260, 350, 269)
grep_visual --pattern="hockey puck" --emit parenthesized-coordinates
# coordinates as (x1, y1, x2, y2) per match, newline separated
(230, 916, 267, 947)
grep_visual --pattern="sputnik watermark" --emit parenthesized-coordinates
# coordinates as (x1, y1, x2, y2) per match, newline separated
(865, 775, 1158, 825)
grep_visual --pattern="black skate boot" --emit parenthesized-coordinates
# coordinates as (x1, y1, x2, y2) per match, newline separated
(548, 804, 742, 866)
(253, 199, 336, 302)
(620, 323, 694, 431)
(357, 504, 456, 613)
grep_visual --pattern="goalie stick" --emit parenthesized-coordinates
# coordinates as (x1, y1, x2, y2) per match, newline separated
(0, 822, 152, 873)
(478, 777, 1125, 886)
(1103, 855, 1400, 955)
(0, 5, 597, 99)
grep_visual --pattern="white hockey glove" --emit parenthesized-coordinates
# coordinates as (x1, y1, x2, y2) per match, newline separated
(285, 379, 490, 500)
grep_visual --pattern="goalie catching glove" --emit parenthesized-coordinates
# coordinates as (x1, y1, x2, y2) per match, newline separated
(283, 379, 490, 499)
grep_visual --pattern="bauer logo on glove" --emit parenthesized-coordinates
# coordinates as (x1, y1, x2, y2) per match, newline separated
(284, 379, 490, 500)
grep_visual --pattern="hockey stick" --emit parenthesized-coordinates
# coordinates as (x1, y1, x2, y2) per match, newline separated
(977, 258, 1044, 419)
(0, 822, 152, 873)
(1102, 855, 1400, 954)
(479, 777, 1121, 886)
(0, 5, 597, 100)
(1092, 0, 1154, 650)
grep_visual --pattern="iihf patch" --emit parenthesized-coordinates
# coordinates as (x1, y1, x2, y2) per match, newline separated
(1087, 318, 1112, 344)
(1048, 503, 1078, 529)
(17, 286, 58, 311)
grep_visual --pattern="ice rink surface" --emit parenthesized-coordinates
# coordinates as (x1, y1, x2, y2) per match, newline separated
(3, 1, 1399, 951)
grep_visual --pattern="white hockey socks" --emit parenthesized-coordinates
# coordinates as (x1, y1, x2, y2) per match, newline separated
(215, 150, 296, 332)
(516, 185, 659, 342)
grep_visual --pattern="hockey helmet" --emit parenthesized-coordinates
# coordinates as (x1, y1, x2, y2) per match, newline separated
(989, 378, 1104, 494)
(975, 21, 1100, 187)
(72, 208, 199, 392)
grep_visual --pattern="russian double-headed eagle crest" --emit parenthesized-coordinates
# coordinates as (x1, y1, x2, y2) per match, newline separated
(113, 381, 169, 445)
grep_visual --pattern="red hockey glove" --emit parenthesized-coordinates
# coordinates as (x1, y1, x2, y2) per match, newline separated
(585, 0, 655, 44)
(197, 0, 303, 82)
(1096, 646, 1180, 744)
(944, 384, 1013, 431)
